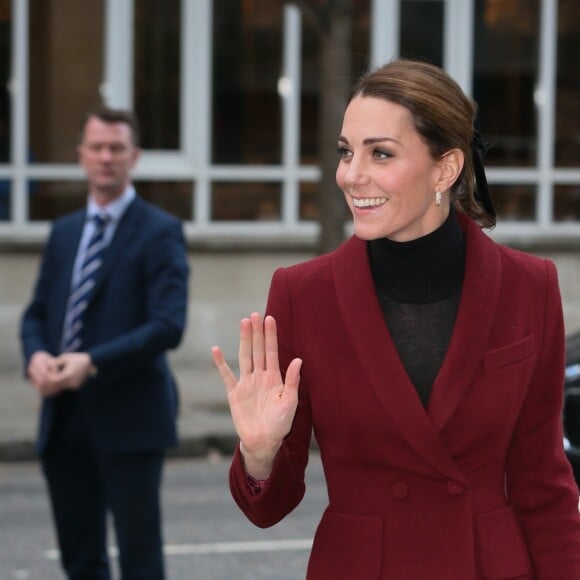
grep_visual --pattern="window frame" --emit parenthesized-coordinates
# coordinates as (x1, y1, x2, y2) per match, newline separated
(0, 0, 579, 248)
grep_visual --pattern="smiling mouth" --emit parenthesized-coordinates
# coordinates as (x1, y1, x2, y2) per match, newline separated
(352, 197, 388, 208)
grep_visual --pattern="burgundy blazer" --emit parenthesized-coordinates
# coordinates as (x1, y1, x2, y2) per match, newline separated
(230, 214, 580, 579)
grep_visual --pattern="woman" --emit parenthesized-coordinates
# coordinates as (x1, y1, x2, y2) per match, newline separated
(212, 60, 580, 579)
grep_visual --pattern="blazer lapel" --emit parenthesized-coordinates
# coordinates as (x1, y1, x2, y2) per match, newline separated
(55, 212, 86, 339)
(89, 197, 141, 300)
(332, 236, 465, 480)
(427, 215, 502, 431)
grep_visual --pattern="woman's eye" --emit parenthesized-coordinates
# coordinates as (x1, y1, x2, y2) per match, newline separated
(373, 149, 392, 160)
(337, 147, 352, 159)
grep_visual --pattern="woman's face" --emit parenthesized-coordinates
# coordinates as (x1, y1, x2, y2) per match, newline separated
(336, 95, 450, 242)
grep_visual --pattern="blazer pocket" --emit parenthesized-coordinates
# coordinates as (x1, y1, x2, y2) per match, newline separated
(484, 335, 534, 372)
(307, 511, 382, 580)
(476, 506, 533, 579)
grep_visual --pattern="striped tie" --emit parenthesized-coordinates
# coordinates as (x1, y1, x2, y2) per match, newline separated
(61, 213, 110, 352)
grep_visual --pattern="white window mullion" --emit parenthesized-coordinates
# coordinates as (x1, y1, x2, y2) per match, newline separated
(102, 0, 133, 108)
(11, 0, 29, 225)
(444, 0, 474, 95)
(370, 0, 400, 68)
(536, 0, 558, 226)
(281, 4, 301, 225)
(189, 0, 212, 225)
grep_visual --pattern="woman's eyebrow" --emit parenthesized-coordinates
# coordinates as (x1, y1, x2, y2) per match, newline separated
(337, 135, 401, 146)
(363, 136, 401, 146)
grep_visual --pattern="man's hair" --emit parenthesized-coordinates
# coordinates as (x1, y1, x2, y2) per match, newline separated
(79, 106, 141, 146)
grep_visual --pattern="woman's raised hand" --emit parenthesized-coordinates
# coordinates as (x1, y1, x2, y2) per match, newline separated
(211, 313, 302, 479)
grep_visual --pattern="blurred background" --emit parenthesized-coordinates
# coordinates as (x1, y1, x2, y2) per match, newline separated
(0, 0, 579, 382)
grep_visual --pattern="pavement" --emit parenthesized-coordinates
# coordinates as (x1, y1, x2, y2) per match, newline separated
(0, 361, 239, 462)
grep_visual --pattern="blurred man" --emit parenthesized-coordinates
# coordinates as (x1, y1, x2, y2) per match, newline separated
(20, 107, 189, 579)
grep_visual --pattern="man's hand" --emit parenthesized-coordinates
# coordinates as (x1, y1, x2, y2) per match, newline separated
(27, 351, 95, 397)
(27, 351, 63, 397)
(51, 352, 94, 390)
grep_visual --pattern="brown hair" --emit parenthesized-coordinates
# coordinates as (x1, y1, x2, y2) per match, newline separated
(349, 59, 495, 228)
(79, 106, 141, 147)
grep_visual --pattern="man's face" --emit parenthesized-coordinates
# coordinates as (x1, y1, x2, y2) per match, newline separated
(77, 117, 140, 202)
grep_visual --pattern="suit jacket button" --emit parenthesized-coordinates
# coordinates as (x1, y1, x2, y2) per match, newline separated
(447, 480, 464, 496)
(391, 482, 408, 499)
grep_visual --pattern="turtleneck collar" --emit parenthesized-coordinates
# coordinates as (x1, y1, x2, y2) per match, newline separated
(367, 209, 466, 304)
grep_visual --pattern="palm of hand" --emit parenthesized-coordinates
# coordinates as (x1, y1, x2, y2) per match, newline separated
(212, 313, 302, 455)
(228, 365, 298, 451)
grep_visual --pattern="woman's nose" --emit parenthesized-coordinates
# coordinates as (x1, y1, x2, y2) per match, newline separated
(343, 158, 370, 189)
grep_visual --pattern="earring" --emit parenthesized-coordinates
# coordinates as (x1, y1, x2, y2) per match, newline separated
(435, 191, 442, 206)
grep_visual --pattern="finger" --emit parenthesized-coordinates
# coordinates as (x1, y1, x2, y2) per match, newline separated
(250, 312, 265, 372)
(46, 372, 67, 390)
(30, 367, 49, 387)
(264, 315, 280, 373)
(37, 372, 61, 392)
(46, 364, 65, 380)
(211, 346, 238, 392)
(284, 358, 303, 395)
(27, 366, 39, 384)
(238, 318, 253, 376)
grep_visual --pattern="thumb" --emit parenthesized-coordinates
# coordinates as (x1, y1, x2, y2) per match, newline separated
(284, 358, 302, 393)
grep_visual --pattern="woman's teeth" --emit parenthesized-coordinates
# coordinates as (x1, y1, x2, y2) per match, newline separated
(352, 197, 387, 208)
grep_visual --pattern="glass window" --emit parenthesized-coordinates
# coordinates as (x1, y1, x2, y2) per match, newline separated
(29, 0, 104, 163)
(555, 0, 580, 168)
(0, 0, 576, 240)
(352, 3, 372, 79)
(400, 0, 444, 67)
(0, 0, 11, 165)
(134, 0, 181, 150)
(212, 0, 282, 165)
(134, 180, 193, 220)
(0, 179, 9, 220)
(473, 0, 540, 167)
(27, 180, 192, 222)
(28, 181, 86, 221)
(299, 182, 319, 221)
(492, 183, 536, 221)
(0, 0, 10, 220)
(300, 22, 319, 165)
(554, 184, 580, 222)
(211, 182, 281, 221)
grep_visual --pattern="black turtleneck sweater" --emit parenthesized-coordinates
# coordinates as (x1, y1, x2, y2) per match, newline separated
(367, 211, 466, 408)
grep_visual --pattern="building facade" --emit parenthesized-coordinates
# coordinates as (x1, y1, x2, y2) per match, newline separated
(0, 0, 579, 369)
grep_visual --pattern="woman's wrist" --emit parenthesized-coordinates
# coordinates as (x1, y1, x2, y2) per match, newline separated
(239, 440, 282, 480)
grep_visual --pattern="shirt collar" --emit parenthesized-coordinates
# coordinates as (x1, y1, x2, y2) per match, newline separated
(86, 185, 136, 223)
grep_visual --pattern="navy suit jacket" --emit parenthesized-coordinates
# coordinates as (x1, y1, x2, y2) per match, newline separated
(21, 196, 189, 455)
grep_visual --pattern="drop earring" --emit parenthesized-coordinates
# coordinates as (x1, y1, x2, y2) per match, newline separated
(435, 191, 442, 206)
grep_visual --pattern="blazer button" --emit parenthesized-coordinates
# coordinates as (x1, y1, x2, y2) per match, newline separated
(446, 480, 465, 496)
(391, 481, 409, 499)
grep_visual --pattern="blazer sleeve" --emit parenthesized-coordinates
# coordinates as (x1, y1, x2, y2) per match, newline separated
(506, 259, 580, 577)
(20, 229, 57, 365)
(87, 217, 189, 378)
(229, 267, 313, 528)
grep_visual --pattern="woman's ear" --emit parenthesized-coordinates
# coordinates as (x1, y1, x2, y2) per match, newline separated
(436, 148, 464, 193)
